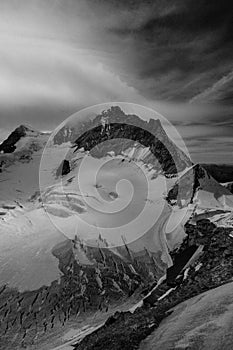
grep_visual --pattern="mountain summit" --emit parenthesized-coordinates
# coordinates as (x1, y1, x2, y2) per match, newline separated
(0, 124, 42, 153)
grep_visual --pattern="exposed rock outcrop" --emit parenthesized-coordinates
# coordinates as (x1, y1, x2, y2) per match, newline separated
(56, 159, 71, 176)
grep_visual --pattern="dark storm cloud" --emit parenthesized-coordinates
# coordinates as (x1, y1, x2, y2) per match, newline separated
(105, 0, 233, 102)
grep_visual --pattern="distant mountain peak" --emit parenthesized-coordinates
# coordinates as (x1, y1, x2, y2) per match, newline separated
(71, 106, 191, 175)
(17, 124, 40, 133)
(0, 124, 42, 153)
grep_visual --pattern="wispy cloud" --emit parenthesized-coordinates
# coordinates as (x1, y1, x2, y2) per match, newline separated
(0, 0, 232, 164)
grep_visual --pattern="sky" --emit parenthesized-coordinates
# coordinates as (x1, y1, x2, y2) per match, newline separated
(0, 0, 233, 163)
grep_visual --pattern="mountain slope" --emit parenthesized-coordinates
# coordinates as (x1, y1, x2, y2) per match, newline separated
(1, 106, 233, 350)
(140, 281, 233, 350)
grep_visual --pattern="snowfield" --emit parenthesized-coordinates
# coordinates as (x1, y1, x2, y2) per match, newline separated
(1, 119, 233, 294)
(0, 123, 190, 292)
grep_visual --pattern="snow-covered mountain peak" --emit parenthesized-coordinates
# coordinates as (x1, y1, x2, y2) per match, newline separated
(0, 123, 45, 154)
(167, 163, 233, 213)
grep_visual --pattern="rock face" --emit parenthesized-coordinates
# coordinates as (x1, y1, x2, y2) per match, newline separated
(72, 106, 191, 175)
(56, 159, 71, 176)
